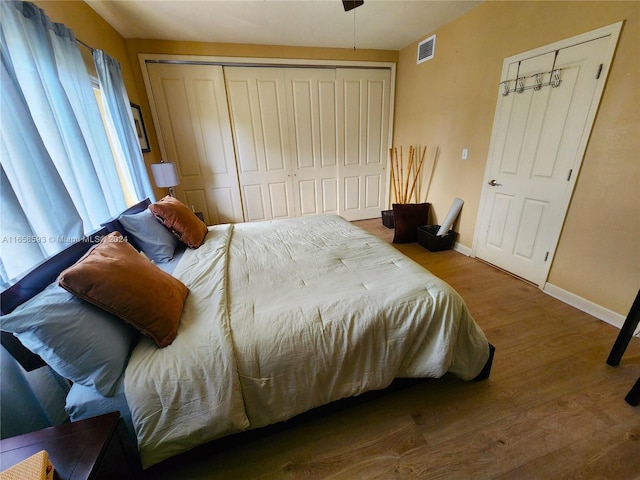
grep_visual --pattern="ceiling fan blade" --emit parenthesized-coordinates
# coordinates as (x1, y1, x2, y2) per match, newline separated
(343, 1, 364, 12)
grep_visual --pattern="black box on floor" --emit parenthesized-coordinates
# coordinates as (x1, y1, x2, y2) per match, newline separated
(417, 225, 456, 252)
(381, 210, 394, 229)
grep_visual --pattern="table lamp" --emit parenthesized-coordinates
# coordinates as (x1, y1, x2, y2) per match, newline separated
(151, 161, 179, 197)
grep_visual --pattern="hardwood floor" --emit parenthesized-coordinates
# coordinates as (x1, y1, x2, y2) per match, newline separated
(144, 219, 640, 480)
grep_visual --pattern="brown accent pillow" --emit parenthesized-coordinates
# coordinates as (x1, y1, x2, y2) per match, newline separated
(58, 232, 188, 348)
(149, 196, 208, 248)
(392, 203, 430, 244)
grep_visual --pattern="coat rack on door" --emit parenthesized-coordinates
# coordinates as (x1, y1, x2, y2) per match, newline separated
(500, 69, 563, 96)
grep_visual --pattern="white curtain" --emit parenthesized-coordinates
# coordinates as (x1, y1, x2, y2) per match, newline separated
(52, 27, 126, 215)
(93, 50, 155, 202)
(0, 1, 128, 283)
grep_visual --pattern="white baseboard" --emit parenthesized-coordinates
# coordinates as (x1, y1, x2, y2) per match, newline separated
(543, 283, 638, 334)
(453, 242, 472, 257)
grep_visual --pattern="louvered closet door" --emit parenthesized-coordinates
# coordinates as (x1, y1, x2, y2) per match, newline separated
(337, 69, 390, 221)
(284, 69, 339, 217)
(146, 63, 243, 224)
(224, 67, 295, 222)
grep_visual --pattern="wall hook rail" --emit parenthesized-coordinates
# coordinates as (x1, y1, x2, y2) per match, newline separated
(500, 68, 563, 96)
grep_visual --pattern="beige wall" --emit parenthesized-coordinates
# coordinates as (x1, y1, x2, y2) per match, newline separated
(393, 1, 639, 316)
(124, 38, 398, 63)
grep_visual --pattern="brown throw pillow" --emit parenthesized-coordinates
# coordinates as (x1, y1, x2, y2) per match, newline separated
(58, 232, 188, 348)
(149, 196, 208, 248)
(392, 203, 430, 243)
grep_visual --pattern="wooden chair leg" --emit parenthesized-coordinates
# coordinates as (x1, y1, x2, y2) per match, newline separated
(625, 377, 640, 406)
(606, 290, 640, 366)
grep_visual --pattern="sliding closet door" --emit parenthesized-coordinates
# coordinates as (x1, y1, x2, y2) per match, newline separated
(224, 67, 295, 221)
(146, 62, 392, 224)
(146, 63, 243, 224)
(337, 69, 390, 221)
(225, 66, 391, 222)
(284, 69, 339, 217)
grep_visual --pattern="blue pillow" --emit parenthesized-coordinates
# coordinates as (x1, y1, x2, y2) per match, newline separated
(1, 283, 138, 397)
(119, 209, 179, 263)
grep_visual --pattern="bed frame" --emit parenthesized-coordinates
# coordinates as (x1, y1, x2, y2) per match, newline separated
(2, 198, 497, 470)
(0, 199, 152, 371)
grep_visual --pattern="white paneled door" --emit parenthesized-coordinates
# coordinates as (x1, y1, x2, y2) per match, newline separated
(146, 62, 392, 224)
(224, 67, 295, 222)
(284, 68, 339, 217)
(146, 63, 243, 224)
(474, 32, 616, 286)
(225, 66, 390, 222)
(337, 68, 391, 221)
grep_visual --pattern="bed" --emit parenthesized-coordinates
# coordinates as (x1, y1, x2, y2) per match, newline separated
(1, 198, 493, 469)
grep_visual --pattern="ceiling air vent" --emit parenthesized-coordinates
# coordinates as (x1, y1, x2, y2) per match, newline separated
(417, 34, 436, 64)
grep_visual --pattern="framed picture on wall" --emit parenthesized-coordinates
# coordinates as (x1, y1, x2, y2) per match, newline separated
(130, 102, 150, 153)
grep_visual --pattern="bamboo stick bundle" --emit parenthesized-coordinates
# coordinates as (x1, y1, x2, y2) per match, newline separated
(406, 145, 427, 202)
(394, 147, 400, 203)
(389, 148, 402, 203)
(403, 145, 415, 203)
(388, 144, 427, 204)
(389, 147, 398, 204)
(399, 146, 404, 203)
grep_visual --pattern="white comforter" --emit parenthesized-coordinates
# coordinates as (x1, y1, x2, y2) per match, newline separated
(125, 215, 489, 468)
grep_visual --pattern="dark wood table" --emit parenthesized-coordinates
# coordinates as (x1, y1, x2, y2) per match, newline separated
(0, 412, 141, 479)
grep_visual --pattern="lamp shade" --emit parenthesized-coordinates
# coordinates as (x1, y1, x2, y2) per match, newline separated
(151, 162, 179, 188)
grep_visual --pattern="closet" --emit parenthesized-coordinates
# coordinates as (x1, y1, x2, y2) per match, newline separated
(145, 60, 392, 224)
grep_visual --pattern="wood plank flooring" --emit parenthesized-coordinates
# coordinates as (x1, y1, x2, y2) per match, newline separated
(144, 219, 640, 480)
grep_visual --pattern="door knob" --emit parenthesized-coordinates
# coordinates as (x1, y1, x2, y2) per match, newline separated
(488, 179, 502, 186)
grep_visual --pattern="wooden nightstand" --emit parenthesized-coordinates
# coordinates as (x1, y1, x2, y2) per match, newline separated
(0, 412, 141, 479)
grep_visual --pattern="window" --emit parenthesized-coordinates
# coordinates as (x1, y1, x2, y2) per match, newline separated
(0, 1, 150, 285)
(92, 82, 138, 206)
